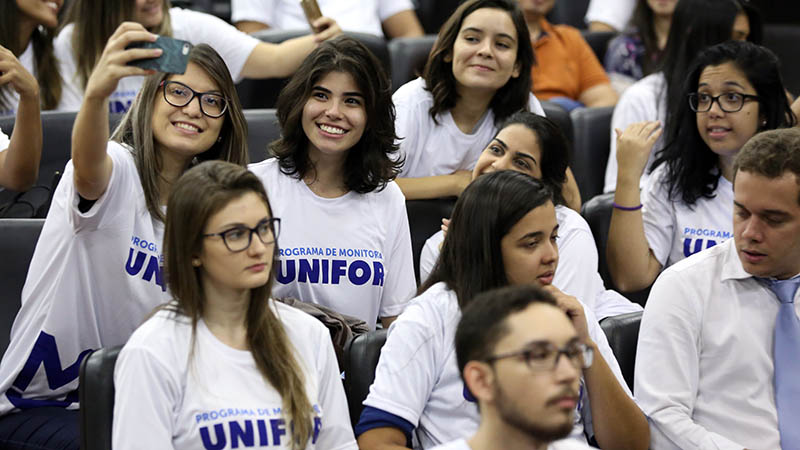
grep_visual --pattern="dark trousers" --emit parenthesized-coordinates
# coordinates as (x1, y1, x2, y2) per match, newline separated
(0, 408, 78, 450)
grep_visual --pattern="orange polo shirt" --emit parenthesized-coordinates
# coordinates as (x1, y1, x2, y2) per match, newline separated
(530, 19, 610, 101)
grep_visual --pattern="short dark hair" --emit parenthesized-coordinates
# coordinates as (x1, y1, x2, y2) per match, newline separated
(455, 285, 557, 377)
(270, 36, 402, 194)
(421, 170, 553, 307)
(654, 40, 795, 205)
(496, 112, 569, 206)
(735, 128, 800, 204)
(422, 0, 534, 125)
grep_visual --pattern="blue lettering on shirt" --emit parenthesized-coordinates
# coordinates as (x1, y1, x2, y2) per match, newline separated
(198, 417, 322, 448)
(683, 238, 718, 257)
(277, 258, 385, 287)
(125, 247, 166, 292)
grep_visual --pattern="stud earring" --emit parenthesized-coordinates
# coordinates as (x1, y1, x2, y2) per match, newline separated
(192, 259, 201, 267)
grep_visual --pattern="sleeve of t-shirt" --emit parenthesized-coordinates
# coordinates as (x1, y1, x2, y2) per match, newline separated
(53, 24, 84, 111)
(553, 210, 601, 311)
(230, 0, 274, 25)
(378, 183, 416, 318)
(112, 338, 181, 449)
(635, 269, 745, 450)
(585, 0, 636, 30)
(0, 127, 9, 151)
(418, 230, 444, 285)
(641, 167, 676, 266)
(527, 93, 546, 116)
(603, 79, 658, 192)
(362, 303, 441, 426)
(392, 84, 424, 178)
(313, 322, 359, 449)
(63, 142, 135, 233)
(377, 0, 416, 21)
(571, 28, 611, 94)
(172, 8, 260, 83)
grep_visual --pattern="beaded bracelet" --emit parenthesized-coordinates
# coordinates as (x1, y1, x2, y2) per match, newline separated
(612, 202, 643, 211)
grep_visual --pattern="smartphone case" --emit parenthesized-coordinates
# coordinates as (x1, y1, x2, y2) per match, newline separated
(127, 36, 193, 75)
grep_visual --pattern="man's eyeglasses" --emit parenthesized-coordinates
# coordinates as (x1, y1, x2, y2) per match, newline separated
(486, 340, 593, 372)
(688, 92, 760, 113)
(203, 218, 281, 252)
(160, 80, 228, 118)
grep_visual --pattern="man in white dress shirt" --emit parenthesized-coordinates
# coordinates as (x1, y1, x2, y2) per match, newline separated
(430, 285, 595, 450)
(635, 127, 800, 449)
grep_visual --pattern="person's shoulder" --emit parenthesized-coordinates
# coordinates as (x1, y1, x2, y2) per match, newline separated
(667, 238, 731, 275)
(126, 306, 190, 349)
(549, 22, 585, 42)
(248, 157, 279, 177)
(393, 78, 433, 108)
(404, 282, 458, 322)
(555, 204, 591, 234)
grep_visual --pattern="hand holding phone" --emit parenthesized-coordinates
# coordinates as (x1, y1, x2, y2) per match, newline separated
(300, 0, 323, 32)
(126, 36, 193, 75)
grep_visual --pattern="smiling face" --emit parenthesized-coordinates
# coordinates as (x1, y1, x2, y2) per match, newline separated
(301, 70, 367, 162)
(16, 0, 62, 29)
(695, 61, 761, 165)
(197, 192, 275, 294)
(473, 124, 543, 181)
(133, 0, 164, 29)
(734, 170, 800, 279)
(501, 200, 559, 287)
(151, 62, 226, 165)
(487, 302, 580, 441)
(449, 7, 521, 95)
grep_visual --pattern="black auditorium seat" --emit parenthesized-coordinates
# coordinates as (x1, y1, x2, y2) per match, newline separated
(547, 0, 590, 29)
(406, 198, 457, 284)
(342, 328, 388, 428)
(569, 106, 613, 202)
(79, 346, 122, 450)
(540, 100, 574, 145)
(388, 35, 437, 92)
(599, 311, 643, 392)
(0, 219, 44, 357)
(581, 193, 650, 306)
(244, 108, 281, 163)
(415, 0, 462, 35)
(580, 30, 617, 62)
(762, 24, 800, 95)
(237, 30, 391, 109)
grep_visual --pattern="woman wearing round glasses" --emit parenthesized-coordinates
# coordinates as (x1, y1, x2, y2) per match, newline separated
(112, 161, 356, 449)
(0, 39, 247, 447)
(357, 170, 649, 450)
(607, 40, 796, 293)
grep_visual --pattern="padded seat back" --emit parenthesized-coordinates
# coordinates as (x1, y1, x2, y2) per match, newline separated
(580, 30, 617, 62)
(763, 24, 800, 95)
(244, 108, 281, 163)
(569, 106, 613, 202)
(416, 0, 462, 34)
(388, 35, 437, 92)
(79, 345, 122, 450)
(0, 219, 44, 355)
(343, 328, 388, 427)
(406, 198, 456, 283)
(547, 0, 590, 29)
(599, 311, 642, 392)
(540, 100, 574, 144)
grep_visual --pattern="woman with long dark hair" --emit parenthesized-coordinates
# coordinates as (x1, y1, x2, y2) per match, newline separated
(112, 161, 356, 449)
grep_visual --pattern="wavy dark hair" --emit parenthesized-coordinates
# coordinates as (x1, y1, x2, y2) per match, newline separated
(628, 0, 666, 76)
(164, 161, 313, 450)
(422, 0, 534, 125)
(421, 170, 552, 308)
(495, 111, 569, 206)
(269, 36, 401, 194)
(653, 40, 795, 205)
(0, 1, 62, 111)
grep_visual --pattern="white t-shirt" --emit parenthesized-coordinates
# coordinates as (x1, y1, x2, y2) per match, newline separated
(393, 78, 546, 178)
(230, 0, 414, 38)
(642, 163, 733, 269)
(113, 302, 358, 450)
(362, 282, 634, 449)
(55, 7, 261, 113)
(0, 42, 34, 118)
(0, 141, 170, 414)
(249, 158, 416, 330)
(0, 127, 9, 151)
(585, 0, 636, 31)
(430, 438, 596, 450)
(603, 72, 667, 193)
(418, 205, 641, 320)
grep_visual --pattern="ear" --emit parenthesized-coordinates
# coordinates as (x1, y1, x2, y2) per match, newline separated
(463, 360, 496, 403)
(511, 60, 521, 79)
(444, 51, 453, 63)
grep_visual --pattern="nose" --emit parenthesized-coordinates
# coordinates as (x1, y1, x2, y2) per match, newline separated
(325, 100, 343, 119)
(491, 153, 513, 171)
(247, 230, 270, 256)
(553, 351, 581, 381)
(707, 97, 726, 118)
(477, 39, 493, 58)
(740, 217, 763, 242)
(543, 238, 558, 266)
(181, 95, 203, 117)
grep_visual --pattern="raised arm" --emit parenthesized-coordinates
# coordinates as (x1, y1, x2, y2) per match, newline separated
(606, 121, 664, 292)
(382, 10, 424, 39)
(395, 172, 472, 200)
(72, 22, 161, 200)
(240, 17, 341, 79)
(0, 45, 41, 191)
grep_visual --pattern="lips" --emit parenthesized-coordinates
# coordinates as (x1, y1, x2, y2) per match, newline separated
(470, 64, 495, 72)
(317, 123, 348, 136)
(707, 126, 731, 139)
(537, 271, 554, 285)
(548, 392, 579, 410)
(246, 263, 267, 273)
(173, 121, 203, 134)
(740, 249, 766, 264)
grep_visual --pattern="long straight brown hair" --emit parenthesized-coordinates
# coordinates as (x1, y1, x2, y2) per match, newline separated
(110, 44, 248, 223)
(62, 0, 173, 90)
(164, 161, 314, 449)
(0, 1, 62, 111)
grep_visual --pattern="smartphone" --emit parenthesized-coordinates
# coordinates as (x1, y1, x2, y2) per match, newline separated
(300, 0, 323, 31)
(126, 36, 193, 75)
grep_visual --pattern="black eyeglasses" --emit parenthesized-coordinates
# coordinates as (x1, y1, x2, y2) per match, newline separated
(203, 218, 281, 252)
(160, 80, 228, 118)
(688, 92, 760, 113)
(486, 340, 593, 372)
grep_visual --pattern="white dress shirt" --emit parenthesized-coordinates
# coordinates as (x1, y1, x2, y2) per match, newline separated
(635, 239, 790, 449)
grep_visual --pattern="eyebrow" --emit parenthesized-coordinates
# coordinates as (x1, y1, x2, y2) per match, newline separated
(460, 27, 517, 42)
(521, 336, 581, 348)
(517, 224, 559, 242)
(215, 217, 270, 230)
(697, 81, 748, 90)
(312, 85, 364, 98)
(734, 201, 789, 217)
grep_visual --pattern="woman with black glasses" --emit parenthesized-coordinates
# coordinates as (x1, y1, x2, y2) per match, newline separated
(0, 36, 248, 448)
(607, 41, 796, 293)
(112, 161, 356, 449)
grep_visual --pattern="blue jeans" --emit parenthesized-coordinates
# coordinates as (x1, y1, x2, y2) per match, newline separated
(0, 407, 78, 450)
